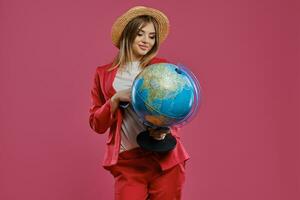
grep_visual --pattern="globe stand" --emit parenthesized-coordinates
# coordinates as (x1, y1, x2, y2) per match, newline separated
(119, 102, 177, 152)
(136, 127, 177, 153)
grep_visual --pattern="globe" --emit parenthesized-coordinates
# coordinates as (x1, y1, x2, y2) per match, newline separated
(131, 63, 200, 128)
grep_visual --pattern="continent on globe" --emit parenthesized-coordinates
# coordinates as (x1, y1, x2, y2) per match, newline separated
(131, 63, 198, 127)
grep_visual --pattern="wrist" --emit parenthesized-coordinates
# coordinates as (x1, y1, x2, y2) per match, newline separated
(111, 94, 119, 104)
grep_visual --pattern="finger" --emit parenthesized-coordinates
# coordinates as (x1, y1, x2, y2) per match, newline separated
(150, 130, 168, 135)
(149, 131, 162, 136)
(150, 132, 167, 138)
(120, 96, 131, 102)
(125, 96, 131, 102)
(152, 134, 166, 140)
(153, 130, 170, 135)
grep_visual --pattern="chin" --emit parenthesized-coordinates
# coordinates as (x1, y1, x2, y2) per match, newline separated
(135, 52, 146, 57)
(141, 49, 150, 54)
(135, 47, 148, 54)
(140, 52, 148, 56)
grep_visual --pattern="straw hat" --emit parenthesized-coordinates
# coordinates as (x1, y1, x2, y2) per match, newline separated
(111, 6, 170, 48)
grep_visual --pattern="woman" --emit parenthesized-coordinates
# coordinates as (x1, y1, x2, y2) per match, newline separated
(89, 6, 190, 200)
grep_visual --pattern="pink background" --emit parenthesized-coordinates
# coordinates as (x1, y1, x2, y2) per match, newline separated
(1, 0, 299, 199)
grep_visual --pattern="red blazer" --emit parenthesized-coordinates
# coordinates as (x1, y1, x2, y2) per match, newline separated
(89, 57, 190, 171)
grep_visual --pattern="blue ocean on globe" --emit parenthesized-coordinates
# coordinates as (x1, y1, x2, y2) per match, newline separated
(131, 63, 198, 127)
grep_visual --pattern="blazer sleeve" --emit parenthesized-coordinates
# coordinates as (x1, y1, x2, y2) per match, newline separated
(89, 68, 117, 134)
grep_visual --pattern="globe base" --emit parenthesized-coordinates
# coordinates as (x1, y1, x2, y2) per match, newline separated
(136, 130, 177, 152)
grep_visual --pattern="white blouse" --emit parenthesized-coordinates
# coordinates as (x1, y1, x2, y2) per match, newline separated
(112, 61, 148, 153)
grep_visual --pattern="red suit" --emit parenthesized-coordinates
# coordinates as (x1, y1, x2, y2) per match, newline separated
(89, 57, 190, 199)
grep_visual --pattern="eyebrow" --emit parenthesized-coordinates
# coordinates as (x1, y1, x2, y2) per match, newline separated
(138, 29, 156, 35)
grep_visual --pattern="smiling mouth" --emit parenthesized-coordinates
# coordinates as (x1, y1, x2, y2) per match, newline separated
(139, 45, 148, 50)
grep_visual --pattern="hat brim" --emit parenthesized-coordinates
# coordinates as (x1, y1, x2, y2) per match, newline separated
(136, 130, 177, 152)
(111, 6, 170, 48)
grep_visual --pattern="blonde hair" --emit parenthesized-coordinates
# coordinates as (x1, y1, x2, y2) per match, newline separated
(107, 15, 160, 71)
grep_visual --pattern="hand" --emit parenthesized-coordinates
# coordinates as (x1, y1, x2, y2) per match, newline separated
(111, 88, 131, 103)
(110, 88, 131, 114)
(148, 127, 171, 140)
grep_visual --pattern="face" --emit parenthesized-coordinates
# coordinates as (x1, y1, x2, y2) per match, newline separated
(131, 22, 156, 61)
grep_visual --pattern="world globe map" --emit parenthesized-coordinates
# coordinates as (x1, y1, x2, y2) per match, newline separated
(131, 63, 197, 127)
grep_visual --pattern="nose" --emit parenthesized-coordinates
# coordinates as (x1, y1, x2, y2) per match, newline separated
(141, 35, 150, 44)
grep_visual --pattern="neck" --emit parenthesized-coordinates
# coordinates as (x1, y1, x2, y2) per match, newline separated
(131, 54, 142, 62)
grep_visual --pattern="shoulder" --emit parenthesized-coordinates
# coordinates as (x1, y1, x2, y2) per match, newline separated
(94, 62, 114, 75)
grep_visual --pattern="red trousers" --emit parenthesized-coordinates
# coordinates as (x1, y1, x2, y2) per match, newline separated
(106, 147, 186, 200)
